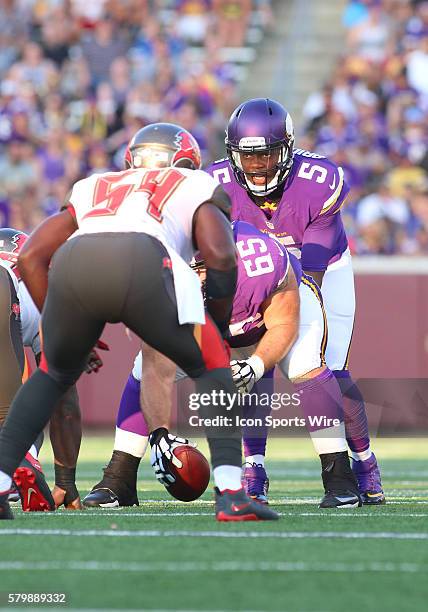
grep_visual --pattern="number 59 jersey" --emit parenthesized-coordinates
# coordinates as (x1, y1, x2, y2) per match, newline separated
(67, 167, 221, 265)
(229, 221, 301, 348)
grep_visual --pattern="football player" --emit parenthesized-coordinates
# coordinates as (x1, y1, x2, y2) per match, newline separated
(207, 98, 384, 505)
(0, 122, 278, 522)
(84, 220, 362, 509)
(0, 228, 84, 511)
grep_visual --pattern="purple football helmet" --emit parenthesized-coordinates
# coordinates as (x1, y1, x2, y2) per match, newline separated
(225, 98, 295, 196)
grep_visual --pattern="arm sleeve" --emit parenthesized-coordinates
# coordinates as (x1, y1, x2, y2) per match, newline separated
(301, 210, 346, 272)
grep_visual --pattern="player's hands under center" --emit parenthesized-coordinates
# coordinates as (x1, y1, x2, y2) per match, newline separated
(149, 428, 195, 487)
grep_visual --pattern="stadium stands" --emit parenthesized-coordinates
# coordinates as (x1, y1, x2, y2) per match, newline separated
(302, 0, 428, 254)
(0, 0, 272, 230)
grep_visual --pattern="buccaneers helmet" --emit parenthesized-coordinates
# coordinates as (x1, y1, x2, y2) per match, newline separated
(225, 98, 295, 196)
(0, 228, 28, 267)
(124, 123, 201, 171)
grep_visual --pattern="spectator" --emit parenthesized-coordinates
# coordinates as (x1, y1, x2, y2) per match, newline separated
(78, 18, 130, 86)
(303, 0, 428, 254)
(0, 0, 270, 235)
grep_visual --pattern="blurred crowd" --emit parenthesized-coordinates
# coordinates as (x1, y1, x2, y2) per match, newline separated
(0, 0, 272, 230)
(302, 0, 428, 255)
(2, 0, 427, 256)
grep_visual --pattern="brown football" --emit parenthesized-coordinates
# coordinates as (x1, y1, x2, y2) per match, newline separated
(167, 445, 210, 502)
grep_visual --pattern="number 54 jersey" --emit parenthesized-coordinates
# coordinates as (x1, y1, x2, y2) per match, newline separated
(66, 167, 222, 325)
(206, 151, 349, 272)
(67, 167, 221, 266)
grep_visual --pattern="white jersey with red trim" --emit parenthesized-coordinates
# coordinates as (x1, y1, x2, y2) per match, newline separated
(68, 167, 218, 264)
(0, 261, 40, 354)
(67, 167, 219, 324)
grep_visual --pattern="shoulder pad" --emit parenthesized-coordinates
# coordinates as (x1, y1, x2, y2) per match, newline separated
(293, 148, 325, 159)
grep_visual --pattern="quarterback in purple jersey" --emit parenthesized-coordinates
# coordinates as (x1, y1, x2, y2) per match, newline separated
(84, 221, 362, 509)
(205, 98, 384, 505)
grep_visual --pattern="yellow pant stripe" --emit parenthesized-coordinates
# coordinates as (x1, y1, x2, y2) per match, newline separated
(301, 275, 328, 366)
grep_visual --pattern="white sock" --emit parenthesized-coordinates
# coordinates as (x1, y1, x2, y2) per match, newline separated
(0, 470, 12, 493)
(114, 427, 148, 459)
(213, 465, 242, 491)
(310, 422, 348, 455)
(244, 454, 265, 467)
(351, 448, 372, 462)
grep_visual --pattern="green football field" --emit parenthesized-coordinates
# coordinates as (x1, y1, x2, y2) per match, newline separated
(1, 436, 427, 612)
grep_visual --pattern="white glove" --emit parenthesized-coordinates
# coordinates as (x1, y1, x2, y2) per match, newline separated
(230, 355, 265, 394)
(149, 428, 194, 487)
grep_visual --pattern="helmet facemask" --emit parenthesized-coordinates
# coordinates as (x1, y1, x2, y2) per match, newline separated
(226, 137, 294, 196)
(225, 98, 295, 196)
(125, 123, 202, 171)
(129, 144, 177, 170)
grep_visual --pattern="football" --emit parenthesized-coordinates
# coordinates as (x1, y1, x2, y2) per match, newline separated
(166, 445, 211, 502)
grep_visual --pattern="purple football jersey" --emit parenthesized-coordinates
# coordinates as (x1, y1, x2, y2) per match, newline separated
(206, 149, 349, 272)
(229, 221, 300, 348)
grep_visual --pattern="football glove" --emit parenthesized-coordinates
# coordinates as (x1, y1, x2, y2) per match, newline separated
(149, 428, 194, 487)
(230, 355, 265, 394)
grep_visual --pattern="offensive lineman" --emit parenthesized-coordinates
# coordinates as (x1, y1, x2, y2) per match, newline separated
(85, 221, 362, 509)
(0, 122, 278, 522)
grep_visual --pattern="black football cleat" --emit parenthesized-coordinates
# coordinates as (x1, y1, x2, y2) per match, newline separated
(83, 451, 140, 508)
(83, 486, 139, 508)
(0, 492, 14, 519)
(215, 487, 279, 521)
(319, 451, 362, 509)
(8, 485, 20, 503)
(13, 454, 55, 512)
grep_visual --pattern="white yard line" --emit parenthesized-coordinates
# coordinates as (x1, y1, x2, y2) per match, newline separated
(0, 528, 427, 540)
(10, 511, 428, 518)
(0, 560, 426, 573)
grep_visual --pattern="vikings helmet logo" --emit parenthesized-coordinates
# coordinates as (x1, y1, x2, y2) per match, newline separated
(172, 130, 201, 169)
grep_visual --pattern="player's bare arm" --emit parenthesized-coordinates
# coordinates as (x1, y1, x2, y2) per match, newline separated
(18, 209, 78, 312)
(254, 267, 300, 371)
(140, 341, 176, 433)
(193, 197, 237, 335)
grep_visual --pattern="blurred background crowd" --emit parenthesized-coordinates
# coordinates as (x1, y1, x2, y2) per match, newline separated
(0, 0, 427, 255)
(302, 0, 428, 255)
(0, 0, 272, 230)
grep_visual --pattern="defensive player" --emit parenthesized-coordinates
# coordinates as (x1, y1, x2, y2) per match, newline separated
(0, 228, 99, 511)
(207, 98, 384, 505)
(84, 220, 361, 508)
(0, 122, 278, 522)
(0, 228, 54, 511)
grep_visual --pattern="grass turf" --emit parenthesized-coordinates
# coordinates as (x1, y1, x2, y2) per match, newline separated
(0, 437, 427, 611)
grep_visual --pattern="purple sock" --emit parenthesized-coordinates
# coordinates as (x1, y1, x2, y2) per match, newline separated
(294, 368, 344, 432)
(116, 374, 148, 437)
(242, 369, 274, 459)
(333, 370, 370, 454)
